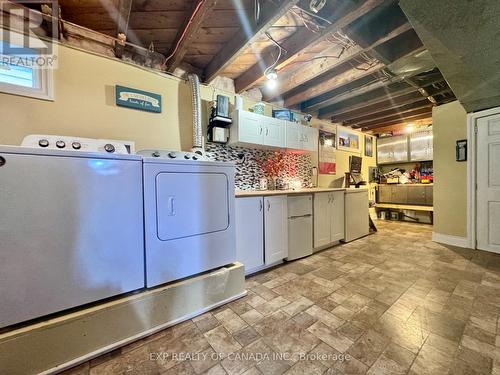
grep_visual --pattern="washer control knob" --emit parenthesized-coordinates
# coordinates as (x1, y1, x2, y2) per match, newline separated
(56, 140, 66, 149)
(38, 139, 49, 148)
(168, 152, 177, 158)
(104, 144, 115, 153)
(152, 151, 161, 158)
(184, 154, 190, 159)
(192, 155, 198, 160)
(72, 142, 81, 150)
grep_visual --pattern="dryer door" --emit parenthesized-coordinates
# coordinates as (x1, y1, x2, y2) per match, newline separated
(156, 172, 229, 241)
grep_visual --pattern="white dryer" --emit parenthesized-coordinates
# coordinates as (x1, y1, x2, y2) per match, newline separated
(139, 150, 236, 287)
(0, 135, 144, 328)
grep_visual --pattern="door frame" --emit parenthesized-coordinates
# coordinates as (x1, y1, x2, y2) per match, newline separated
(466, 106, 500, 249)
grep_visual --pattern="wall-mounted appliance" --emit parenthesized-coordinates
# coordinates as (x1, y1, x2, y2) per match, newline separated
(0, 135, 144, 328)
(208, 95, 232, 143)
(139, 149, 236, 287)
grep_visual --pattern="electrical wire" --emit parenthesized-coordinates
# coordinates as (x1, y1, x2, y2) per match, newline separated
(263, 31, 287, 77)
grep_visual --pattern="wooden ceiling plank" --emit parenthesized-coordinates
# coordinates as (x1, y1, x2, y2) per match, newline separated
(114, 0, 133, 57)
(204, 0, 300, 83)
(269, 22, 412, 99)
(284, 62, 385, 107)
(165, 0, 219, 73)
(234, 0, 387, 93)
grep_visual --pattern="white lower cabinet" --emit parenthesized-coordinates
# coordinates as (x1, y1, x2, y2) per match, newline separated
(313, 191, 345, 249)
(235, 195, 288, 274)
(235, 197, 264, 274)
(264, 196, 288, 264)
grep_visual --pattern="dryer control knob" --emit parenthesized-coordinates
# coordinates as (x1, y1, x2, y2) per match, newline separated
(168, 152, 177, 158)
(72, 142, 81, 150)
(184, 154, 190, 159)
(152, 151, 161, 158)
(192, 155, 198, 160)
(104, 144, 115, 153)
(56, 140, 66, 149)
(39, 139, 49, 148)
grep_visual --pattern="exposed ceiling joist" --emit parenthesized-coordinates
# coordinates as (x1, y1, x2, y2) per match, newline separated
(165, 0, 219, 73)
(361, 111, 432, 131)
(350, 102, 434, 127)
(329, 79, 447, 122)
(234, 0, 387, 93)
(319, 86, 418, 119)
(204, 0, 300, 83)
(284, 61, 385, 108)
(266, 22, 412, 100)
(360, 108, 433, 129)
(114, 0, 133, 58)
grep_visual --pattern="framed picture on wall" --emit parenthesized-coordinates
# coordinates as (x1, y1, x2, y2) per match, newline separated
(365, 135, 373, 157)
(337, 127, 360, 153)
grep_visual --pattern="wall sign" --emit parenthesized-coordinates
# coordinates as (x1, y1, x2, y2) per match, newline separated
(365, 135, 374, 157)
(319, 129, 337, 174)
(115, 85, 162, 113)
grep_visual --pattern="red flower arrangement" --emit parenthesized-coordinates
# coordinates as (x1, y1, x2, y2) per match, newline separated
(257, 152, 285, 178)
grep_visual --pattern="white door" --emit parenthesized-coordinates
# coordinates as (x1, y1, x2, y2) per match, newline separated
(314, 192, 331, 248)
(238, 111, 264, 145)
(477, 114, 500, 253)
(286, 122, 301, 150)
(264, 118, 286, 148)
(235, 197, 264, 273)
(264, 196, 288, 264)
(330, 191, 345, 242)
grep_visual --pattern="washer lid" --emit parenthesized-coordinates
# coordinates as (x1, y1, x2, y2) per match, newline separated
(156, 171, 230, 241)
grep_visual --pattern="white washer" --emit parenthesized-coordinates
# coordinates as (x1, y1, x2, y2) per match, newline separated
(139, 150, 236, 287)
(0, 135, 144, 328)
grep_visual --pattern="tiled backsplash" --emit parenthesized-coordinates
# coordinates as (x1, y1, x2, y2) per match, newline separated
(206, 143, 313, 190)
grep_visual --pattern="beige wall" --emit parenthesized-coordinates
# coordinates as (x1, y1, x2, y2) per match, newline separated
(433, 101, 468, 237)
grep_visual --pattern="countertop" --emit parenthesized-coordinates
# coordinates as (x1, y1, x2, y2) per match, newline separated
(235, 187, 367, 197)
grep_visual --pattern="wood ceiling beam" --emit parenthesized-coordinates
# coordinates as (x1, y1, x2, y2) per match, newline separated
(234, 0, 387, 93)
(284, 61, 385, 107)
(318, 76, 447, 119)
(332, 82, 447, 122)
(114, 0, 133, 58)
(359, 108, 433, 129)
(361, 113, 433, 131)
(319, 87, 418, 119)
(164, 0, 219, 73)
(350, 102, 434, 128)
(203, 0, 300, 83)
(265, 23, 412, 101)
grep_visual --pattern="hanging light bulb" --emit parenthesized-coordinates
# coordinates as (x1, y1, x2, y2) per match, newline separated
(265, 68, 278, 90)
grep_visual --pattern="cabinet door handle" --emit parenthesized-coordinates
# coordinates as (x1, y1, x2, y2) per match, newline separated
(267, 200, 270, 211)
(266, 128, 269, 136)
(259, 199, 263, 211)
(260, 127, 263, 135)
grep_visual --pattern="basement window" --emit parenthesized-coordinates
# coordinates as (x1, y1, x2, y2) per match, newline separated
(0, 38, 54, 100)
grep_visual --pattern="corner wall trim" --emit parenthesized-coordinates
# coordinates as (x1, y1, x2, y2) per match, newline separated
(432, 232, 469, 248)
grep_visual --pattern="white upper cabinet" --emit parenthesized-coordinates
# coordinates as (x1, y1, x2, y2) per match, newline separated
(301, 126, 319, 152)
(263, 117, 286, 148)
(230, 110, 317, 151)
(230, 110, 264, 146)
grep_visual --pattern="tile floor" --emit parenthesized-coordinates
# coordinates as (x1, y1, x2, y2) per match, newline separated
(64, 221, 500, 374)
